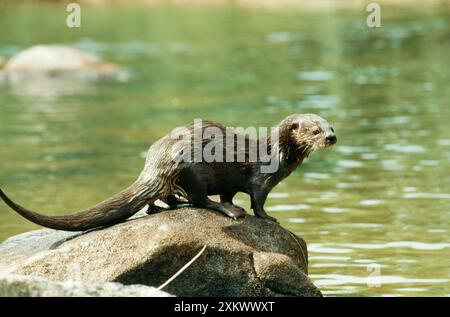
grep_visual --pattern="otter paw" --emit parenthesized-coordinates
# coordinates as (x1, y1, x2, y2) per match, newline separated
(230, 206, 247, 218)
(257, 214, 278, 223)
(222, 203, 247, 219)
(146, 204, 165, 215)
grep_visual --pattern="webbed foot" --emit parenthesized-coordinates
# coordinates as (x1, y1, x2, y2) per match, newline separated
(223, 203, 247, 219)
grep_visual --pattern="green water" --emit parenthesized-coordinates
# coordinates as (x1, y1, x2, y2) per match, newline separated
(0, 4, 449, 296)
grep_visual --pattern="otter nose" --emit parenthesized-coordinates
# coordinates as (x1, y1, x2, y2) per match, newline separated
(326, 135, 337, 143)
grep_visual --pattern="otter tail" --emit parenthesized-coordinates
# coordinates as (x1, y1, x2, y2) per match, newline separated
(0, 181, 163, 232)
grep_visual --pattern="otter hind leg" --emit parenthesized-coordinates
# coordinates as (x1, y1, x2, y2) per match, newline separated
(220, 191, 247, 217)
(165, 194, 192, 209)
(146, 203, 166, 215)
(220, 191, 236, 204)
(145, 195, 191, 215)
(200, 199, 246, 219)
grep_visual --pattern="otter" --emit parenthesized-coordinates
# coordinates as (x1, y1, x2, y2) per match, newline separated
(0, 113, 336, 231)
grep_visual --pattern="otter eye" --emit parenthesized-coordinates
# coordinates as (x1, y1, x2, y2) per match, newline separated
(331, 127, 335, 133)
(313, 129, 321, 135)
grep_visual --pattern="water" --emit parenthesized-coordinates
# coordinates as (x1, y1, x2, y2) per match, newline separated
(0, 4, 449, 296)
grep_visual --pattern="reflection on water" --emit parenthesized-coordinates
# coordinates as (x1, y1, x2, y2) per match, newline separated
(8, 78, 96, 101)
(266, 204, 310, 212)
(297, 71, 335, 81)
(0, 5, 449, 296)
(74, 39, 191, 55)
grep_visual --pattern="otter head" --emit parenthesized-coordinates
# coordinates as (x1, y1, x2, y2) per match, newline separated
(283, 113, 337, 152)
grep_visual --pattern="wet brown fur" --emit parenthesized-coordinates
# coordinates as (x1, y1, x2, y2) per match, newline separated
(0, 113, 336, 231)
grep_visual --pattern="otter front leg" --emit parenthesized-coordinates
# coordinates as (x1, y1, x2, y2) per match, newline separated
(250, 187, 277, 222)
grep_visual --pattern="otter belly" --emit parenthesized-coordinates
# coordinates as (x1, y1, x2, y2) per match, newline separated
(176, 161, 253, 197)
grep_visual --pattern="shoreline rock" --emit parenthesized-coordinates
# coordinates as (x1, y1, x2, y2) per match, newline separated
(0, 273, 172, 297)
(0, 208, 321, 297)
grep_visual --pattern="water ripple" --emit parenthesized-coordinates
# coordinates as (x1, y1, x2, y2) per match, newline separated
(309, 244, 353, 254)
(360, 200, 384, 206)
(287, 218, 305, 224)
(267, 192, 290, 198)
(437, 139, 450, 146)
(322, 207, 349, 213)
(384, 144, 426, 153)
(337, 160, 363, 168)
(346, 223, 383, 228)
(336, 146, 370, 154)
(311, 274, 448, 286)
(297, 95, 341, 109)
(266, 32, 299, 43)
(403, 193, 450, 199)
(342, 241, 450, 250)
(309, 256, 351, 261)
(304, 172, 331, 179)
(266, 204, 310, 212)
(297, 71, 334, 81)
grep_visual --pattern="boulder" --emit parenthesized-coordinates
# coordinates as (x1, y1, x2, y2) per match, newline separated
(0, 208, 321, 297)
(0, 274, 172, 297)
(1, 45, 129, 82)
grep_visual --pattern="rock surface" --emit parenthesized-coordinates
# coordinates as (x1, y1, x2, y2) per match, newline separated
(0, 208, 321, 297)
(0, 45, 129, 82)
(0, 274, 172, 297)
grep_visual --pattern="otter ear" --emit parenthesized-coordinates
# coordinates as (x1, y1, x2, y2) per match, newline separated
(290, 122, 299, 130)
